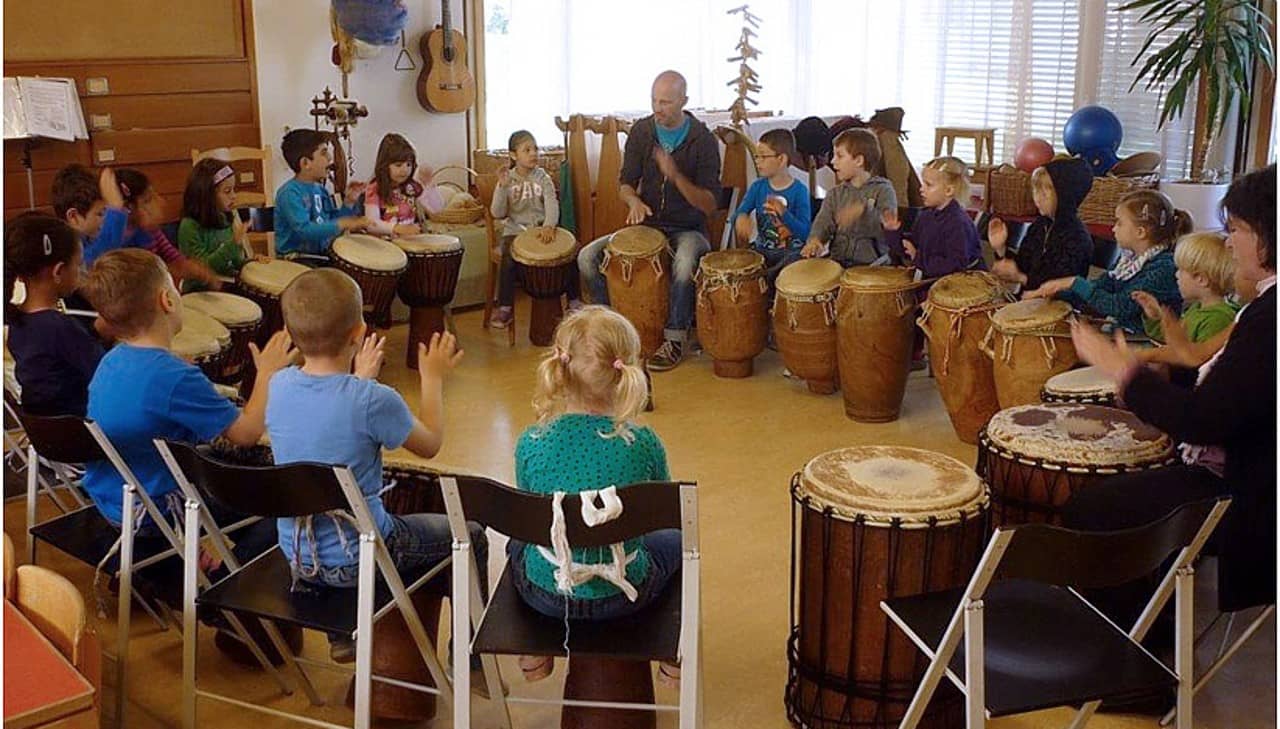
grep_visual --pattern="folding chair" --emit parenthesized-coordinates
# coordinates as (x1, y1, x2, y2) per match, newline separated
(5, 389, 87, 522)
(439, 473, 702, 729)
(881, 496, 1231, 729)
(156, 439, 462, 729)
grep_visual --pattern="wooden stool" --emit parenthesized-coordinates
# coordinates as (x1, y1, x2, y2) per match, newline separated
(934, 127, 997, 172)
(344, 588, 443, 722)
(561, 655, 655, 729)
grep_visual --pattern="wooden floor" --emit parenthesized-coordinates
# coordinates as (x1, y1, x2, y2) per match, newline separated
(5, 300, 1275, 728)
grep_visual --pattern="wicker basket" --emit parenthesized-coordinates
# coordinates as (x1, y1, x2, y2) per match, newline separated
(426, 165, 484, 225)
(985, 164, 1037, 217)
(1078, 173, 1160, 227)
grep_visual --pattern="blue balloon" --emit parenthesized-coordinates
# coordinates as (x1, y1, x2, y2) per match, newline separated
(1063, 106, 1123, 156)
(1082, 146, 1120, 176)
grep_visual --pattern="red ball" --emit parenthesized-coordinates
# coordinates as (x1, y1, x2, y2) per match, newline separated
(1014, 137, 1055, 173)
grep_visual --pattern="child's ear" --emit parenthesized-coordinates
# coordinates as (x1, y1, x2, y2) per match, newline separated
(351, 320, 367, 345)
(50, 261, 66, 281)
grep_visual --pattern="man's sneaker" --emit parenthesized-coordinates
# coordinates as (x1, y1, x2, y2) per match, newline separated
(490, 307, 514, 329)
(330, 635, 356, 664)
(647, 340, 684, 372)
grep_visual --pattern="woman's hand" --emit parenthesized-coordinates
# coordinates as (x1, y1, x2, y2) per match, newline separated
(1070, 319, 1139, 384)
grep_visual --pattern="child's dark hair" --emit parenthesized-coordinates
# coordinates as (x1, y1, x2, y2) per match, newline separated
(1221, 163, 1276, 270)
(282, 129, 331, 173)
(51, 164, 100, 220)
(507, 130, 536, 168)
(833, 128, 881, 173)
(183, 158, 235, 229)
(114, 168, 151, 209)
(373, 133, 422, 203)
(1118, 190, 1193, 248)
(4, 213, 82, 322)
(758, 129, 797, 167)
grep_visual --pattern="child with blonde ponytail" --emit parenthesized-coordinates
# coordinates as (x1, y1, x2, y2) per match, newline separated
(512, 306, 682, 686)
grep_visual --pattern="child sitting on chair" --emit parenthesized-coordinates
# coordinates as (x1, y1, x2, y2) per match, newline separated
(4, 214, 103, 416)
(1024, 189, 1187, 333)
(733, 128, 811, 286)
(52, 164, 127, 267)
(882, 156, 984, 279)
(362, 132, 444, 238)
(1134, 231, 1240, 354)
(800, 128, 898, 266)
(274, 129, 370, 258)
(178, 158, 270, 291)
(509, 306, 682, 686)
(988, 156, 1094, 291)
(266, 268, 487, 663)
(79, 248, 292, 558)
(114, 168, 223, 292)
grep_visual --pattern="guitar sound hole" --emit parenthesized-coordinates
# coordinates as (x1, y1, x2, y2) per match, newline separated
(443, 48, 455, 63)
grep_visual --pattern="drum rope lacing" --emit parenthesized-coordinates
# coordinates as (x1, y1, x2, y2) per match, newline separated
(695, 268, 767, 306)
(980, 320, 1073, 366)
(778, 289, 839, 331)
(598, 249, 669, 284)
(919, 303, 999, 377)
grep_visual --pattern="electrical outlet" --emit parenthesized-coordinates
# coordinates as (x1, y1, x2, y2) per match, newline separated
(96, 149, 116, 162)
(85, 77, 109, 95)
(240, 171, 256, 184)
(90, 114, 112, 130)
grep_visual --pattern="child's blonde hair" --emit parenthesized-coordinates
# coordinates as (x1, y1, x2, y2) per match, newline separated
(280, 268, 363, 357)
(532, 306, 648, 441)
(924, 156, 970, 203)
(1118, 189, 1194, 248)
(80, 248, 170, 338)
(1174, 232, 1235, 296)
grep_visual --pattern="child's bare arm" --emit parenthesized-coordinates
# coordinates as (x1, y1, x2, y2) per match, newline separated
(222, 331, 297, 446)
(400, 332, 464, 458)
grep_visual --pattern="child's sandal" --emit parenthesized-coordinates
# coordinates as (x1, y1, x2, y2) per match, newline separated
(519, 654, 554, 682)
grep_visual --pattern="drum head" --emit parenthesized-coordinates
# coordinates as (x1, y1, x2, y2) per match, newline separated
(181, 291, 262, 326)
(991, 298, 1072, 334)
(838, 266, 915, 292)
(394, 233, 462, 254)
(607, 225, 667, 257)
(699, 249, 764, 277)
(239, 259, 309, 295)
(180, 309, 232, 348)
(929, 271, 1010, 309)
(333, 234, 410, 272)
(797, 446, 987, 525)
(985, 403, 1173, 467)
(776, 258, 843, 298)
(512, 227, 577, 266)
(1043, 366, 1116, 398)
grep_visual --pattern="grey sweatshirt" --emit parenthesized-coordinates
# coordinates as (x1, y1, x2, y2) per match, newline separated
(490, 166, 559, 237)
(809, 176, 898, 266)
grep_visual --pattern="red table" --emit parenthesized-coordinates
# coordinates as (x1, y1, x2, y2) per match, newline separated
(4, 601, 96, 728)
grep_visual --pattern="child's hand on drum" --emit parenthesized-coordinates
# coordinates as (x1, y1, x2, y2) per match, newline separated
(902, 240, 917, 261)
(393, 222, 423, 237)
(800, 239, 826, 259)
(252, 255, 272, 264)
(987, 217, 1008, 254)
(625, 197, 653, 225)
(354, 332, 387, 379)
(249, 330, 298, 377)
(343, 181, 367, 205)
(734, 213, 754, 245)
(879, 207, 900, 231)
(837, 199, 867, 228)
(339, 215, 370, 232)
(419, 331, 464, 380)
(537, 226, 556, 244)
(1022, 276, 1073, 300)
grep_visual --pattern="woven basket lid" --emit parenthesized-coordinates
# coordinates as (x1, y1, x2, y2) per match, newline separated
(990, 298, 1072, 333)
(699, 249, 764, 277)
(333, 235, 409, 272)
(181, 292, 262, 327)
(985, 403, 1172, 466)
(838, 266, 915, 292)
(777, 259, 843, 298)
(929, 271, 1009, 309)
(606, 226, 667, 257)
(1043, 366, 1116, 397)
(512, 227, 577, 265)
(797, 446, 987, 525)
(394, 233, 462, 254)
(239, 259, 309, 295)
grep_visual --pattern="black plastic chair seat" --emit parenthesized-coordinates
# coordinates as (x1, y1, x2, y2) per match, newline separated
(472, 568, 681, 662)
(883, 579, 1177, 717)
(197, 547, 447, 636)
(30, 506, 175, 568)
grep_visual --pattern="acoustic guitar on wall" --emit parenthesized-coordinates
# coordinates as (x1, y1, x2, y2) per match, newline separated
(417, 0, 475, 113)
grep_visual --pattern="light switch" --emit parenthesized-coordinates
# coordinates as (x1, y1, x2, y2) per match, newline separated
(85, 77, 110, 95)
(97, 149, 116, 163)
(240, 171, 256, 184)
(90, 113, 112, 130)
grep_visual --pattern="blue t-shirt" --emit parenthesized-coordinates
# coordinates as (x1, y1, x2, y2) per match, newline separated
(82, 207, 129, 266)
(83, 344, 239, 524)
(7, 309, 104, 417)
(736, 177, 812, 251)
(654, 117, 691, 153)
(266, 367, 415, 570)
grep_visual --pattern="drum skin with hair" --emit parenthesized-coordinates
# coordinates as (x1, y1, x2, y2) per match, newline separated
(512, 226, 578, 346)
(695, 249, 769, 378)
(774, 259, 843, 395)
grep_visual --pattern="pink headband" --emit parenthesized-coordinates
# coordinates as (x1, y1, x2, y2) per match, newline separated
(213, 165, 235, 185)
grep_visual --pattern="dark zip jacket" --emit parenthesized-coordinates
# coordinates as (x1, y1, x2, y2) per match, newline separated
(1008, 156, 1094, 290)
(620, 112, 722, 236)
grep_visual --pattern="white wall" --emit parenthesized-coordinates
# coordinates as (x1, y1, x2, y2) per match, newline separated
(252, 0, 471, 194)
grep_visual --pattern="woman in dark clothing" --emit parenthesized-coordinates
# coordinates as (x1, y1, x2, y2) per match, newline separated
(988, 156, 1095, 291)
(1063, 165, 1276, 627)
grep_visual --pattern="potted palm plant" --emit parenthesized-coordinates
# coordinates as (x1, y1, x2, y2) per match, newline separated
(1123, 0, 1274, 227)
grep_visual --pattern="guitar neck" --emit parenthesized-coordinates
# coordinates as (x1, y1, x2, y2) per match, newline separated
(441, 0, 453, 53)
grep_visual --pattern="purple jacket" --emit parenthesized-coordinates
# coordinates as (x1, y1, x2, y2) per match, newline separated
(886, 200, 984, 278)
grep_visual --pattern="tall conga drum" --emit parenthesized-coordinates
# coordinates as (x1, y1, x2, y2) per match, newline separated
(1040, 365, 1118, 406)
(835, 267, 918, 422)
(181, 291, 263, 385)
(982, 299, 1078, 408)
(774, 259, 843, 395)
(512, 227, 577, 347)
(917, 272, 1013, 443)
(602, 226, 670, 357)
(172, 309, 230, 382)
(695, 249, 768, 377)
(978, 403, 1175, 526)
(787, 446, 988, 729)
(235, 259, 309, 347)
(332, 234, 409, 329)
(394, 234, 463, 369)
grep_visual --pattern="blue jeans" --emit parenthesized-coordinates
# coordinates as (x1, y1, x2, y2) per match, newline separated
(507, 529, 683, 620)
(303, 513, 489, 594)
(756, 245, 802, 292)
(577, 230, 711, 342)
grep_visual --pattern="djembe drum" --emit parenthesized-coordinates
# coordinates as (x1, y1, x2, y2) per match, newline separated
(774, 259, 843, 395)
(332, 234, 409, 329)
(836, 267, 918, 422)
(512, 226, 578, 346)
(787, 446, 988, 729)
(181, 291, 263, 385)
(695, 249, 768, 377)
(172, 309, 230, 381)
(394, 233, 463, 369)
(235, 258, 309, 346)
(917, 272, 1014, 443)
(602, 226, 670, 357)
(1040, 366, 1118, 406)
(982, 299, 1078, 408)
(978, 403, 1175, 526)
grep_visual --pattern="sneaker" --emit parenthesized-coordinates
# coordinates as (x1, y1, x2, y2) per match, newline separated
(647, 340, 684, 372)
(490, 307, 513, 329)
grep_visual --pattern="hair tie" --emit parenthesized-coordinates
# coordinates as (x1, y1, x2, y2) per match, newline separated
(213, 165, 235, 185)
(42, 234, 52, 256)
(119, 182, 130, 197)
(554, 347, 570, 364)
(612, 358, 624, 371)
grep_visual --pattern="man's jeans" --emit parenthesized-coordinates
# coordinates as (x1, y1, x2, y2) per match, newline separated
(577, 230, 711, 342)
